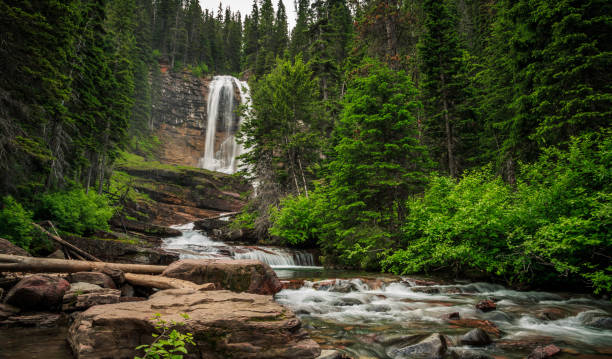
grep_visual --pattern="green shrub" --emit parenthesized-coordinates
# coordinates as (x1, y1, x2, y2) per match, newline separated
(39, 188, 115, 235)
(269, 192, 327, 248)
(0, 196, 35, 250)
(382, 133, 612, 294)
(135, 313, 194, 359)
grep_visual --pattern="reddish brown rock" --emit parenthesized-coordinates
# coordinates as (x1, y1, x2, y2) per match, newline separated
(67, 272, 116, 289)
(281, 279, 305, 290)
(527, 344, 561, 359)
(161, 259, 282, 295)
(3, 275, 70, 311)
(68, 288, 321, 359)
(476, 299, 497, 312)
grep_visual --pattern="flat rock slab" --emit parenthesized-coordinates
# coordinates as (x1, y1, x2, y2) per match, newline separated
(162, 259, 283, 295)
(69, 288, 320, 359)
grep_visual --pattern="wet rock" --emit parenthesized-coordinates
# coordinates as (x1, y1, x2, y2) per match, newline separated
(161, 259, 283, 295)
(67, 272, 116, 289)
(334, 297, 364, 307)
(0, 312, 67, 328)
(534, 308, 567, 321)
(3, 275, 70, 311)
(312, 279, 361, 293)
(387, 333, 447, 359)
(281, 279, 305, 290)
(193, 218, 229, 231)
(62, 283, 121, 312)
(448, 319, 501, 337)
(475, 300, 496, 312)
(449, 348, 493, 359)
(68, 288, 320, 359)
(460, 328, 492, 346)
(527, 344, 561, 359)
(411, 286, 441, 294)
(443, 312, 461, 320)
(109, 218, 182, 237)
(64, 235, 178, 265)
(0, 238, 30, 256)
(585, 316, 612, 329)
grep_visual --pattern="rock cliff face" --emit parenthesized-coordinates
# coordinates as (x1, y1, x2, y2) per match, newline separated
(153, 71, 209, 167)
(152, 70, 242, 168)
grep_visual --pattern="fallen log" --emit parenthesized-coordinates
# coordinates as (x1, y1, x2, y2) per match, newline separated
(124, 273, 215, 291)
(0, 254, 165, 274)
(32, 222, 102, 262)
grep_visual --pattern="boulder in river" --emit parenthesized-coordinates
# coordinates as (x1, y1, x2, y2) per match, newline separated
(527, 344, 561, 359)
(475, 299, 496, 312)
(193, 218, 229, 231)
(3, 274, 70, 311)
(67, 272, 116, 289)
(161, 259, 283, 295)
(386, 333, 447, 359)
(460, 328, 492, 346)
(68, 288, 321, 359)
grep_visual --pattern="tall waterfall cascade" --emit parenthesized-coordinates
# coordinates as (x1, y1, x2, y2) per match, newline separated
(198, 76, 250, 174)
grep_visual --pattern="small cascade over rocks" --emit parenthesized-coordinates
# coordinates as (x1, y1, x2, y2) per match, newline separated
(199, 76, 250, 174)
(162, 223, 318, 268)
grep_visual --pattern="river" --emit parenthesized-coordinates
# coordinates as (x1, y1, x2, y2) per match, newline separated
(162, 224, 612, 358)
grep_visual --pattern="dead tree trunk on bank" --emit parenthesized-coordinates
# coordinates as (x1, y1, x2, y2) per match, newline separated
(0, 254, 166, 274)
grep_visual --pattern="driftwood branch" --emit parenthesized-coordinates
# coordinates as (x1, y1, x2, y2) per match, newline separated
(32, 222, 102, 262)
(0, 254, 165, 274)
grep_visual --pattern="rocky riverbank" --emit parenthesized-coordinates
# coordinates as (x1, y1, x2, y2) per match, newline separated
(0, 256, 324, 358)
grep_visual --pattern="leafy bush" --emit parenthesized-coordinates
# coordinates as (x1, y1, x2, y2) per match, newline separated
(39, 188, 115, 235)
(0, 196, 35, 249)
(382, 133, 612, 294)
(269, 192, 327, 248)
(135, 313, 194, 359)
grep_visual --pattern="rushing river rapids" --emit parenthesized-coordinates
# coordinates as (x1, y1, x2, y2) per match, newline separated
(162, 223, 612, 358)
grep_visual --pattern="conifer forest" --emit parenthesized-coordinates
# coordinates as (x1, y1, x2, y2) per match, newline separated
(1, 2, 612, 356)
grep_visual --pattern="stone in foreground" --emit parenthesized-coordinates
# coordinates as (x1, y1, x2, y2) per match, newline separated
(68, 288, 320, 359)
(162, 259, 283, 295)
(4, 274, 70, 311)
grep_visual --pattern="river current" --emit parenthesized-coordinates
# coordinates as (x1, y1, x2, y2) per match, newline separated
(162, 224, 612, 359)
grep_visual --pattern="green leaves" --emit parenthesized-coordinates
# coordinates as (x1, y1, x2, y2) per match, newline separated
(135, 313, 194, 359)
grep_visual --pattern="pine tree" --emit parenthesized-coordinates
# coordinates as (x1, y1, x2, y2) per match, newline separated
(289, 0, 310, 59)
(321, 59, 431, 269)
(242, 0, 260, 72)
(418, 0, 471, 177)
(273, 0, 289, 57)
(256, 0, 275, 75)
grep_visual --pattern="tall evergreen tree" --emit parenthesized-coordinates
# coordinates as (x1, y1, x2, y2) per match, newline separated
(418, 0, 472, 177)
(273, 0, 289, 56)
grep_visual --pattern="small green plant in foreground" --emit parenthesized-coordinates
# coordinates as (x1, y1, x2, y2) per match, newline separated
(135, 313, 194, 359)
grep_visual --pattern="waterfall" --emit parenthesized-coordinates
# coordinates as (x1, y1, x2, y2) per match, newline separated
(199, 76, 249, 174)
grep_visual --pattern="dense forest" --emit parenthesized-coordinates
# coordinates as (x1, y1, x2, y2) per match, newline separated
(1, 0, 610, 295)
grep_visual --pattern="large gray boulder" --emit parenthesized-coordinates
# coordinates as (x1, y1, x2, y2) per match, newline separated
(68, 288, 321, 359)
(387, 333, 447, 359)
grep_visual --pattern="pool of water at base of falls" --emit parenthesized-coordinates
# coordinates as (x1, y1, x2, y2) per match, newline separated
(163, 223, 612, 359)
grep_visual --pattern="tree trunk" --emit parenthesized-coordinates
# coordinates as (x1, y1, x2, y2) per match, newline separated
(440, 71, 456, 177)
(0, 254, 166, 274)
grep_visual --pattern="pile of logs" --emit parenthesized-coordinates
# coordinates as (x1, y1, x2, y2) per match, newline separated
(1, 221, 212, 291)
